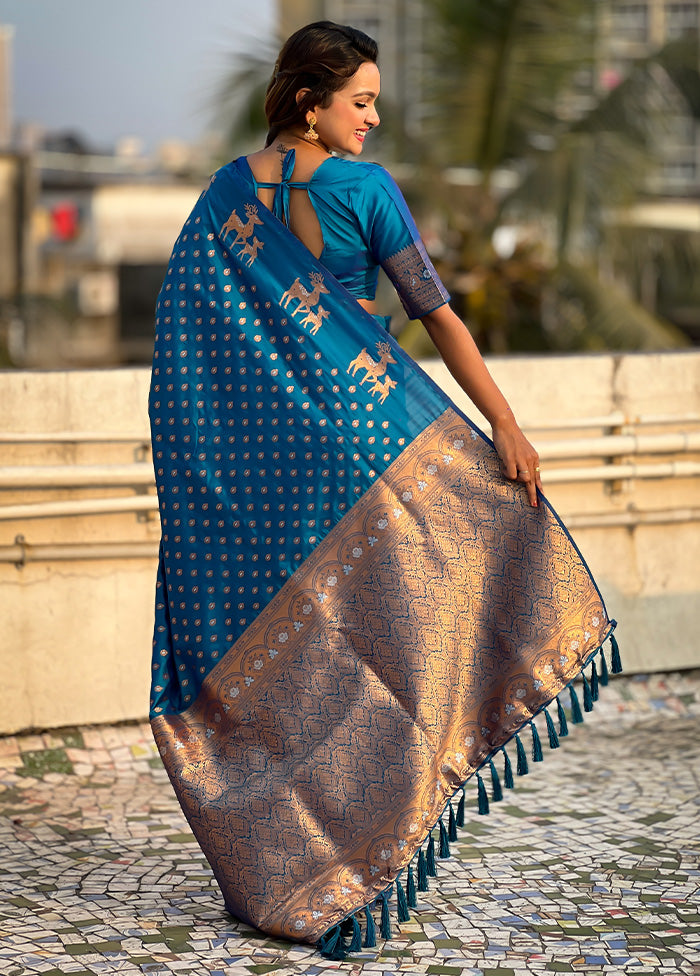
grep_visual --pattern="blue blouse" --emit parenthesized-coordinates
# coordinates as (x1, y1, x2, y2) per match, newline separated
(233, 150, 450, 321)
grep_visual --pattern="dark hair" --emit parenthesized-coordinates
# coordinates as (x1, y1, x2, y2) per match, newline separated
(264, 21, 378, 146)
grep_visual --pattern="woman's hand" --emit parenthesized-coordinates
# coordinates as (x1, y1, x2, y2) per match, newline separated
(420, 305, 542, 507)
(490, 409, 542, 508)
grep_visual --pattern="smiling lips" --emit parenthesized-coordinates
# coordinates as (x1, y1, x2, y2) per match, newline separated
(355, 129, 367, 142)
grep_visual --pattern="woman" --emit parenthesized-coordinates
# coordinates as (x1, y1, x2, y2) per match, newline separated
(149, 21, 618, 957)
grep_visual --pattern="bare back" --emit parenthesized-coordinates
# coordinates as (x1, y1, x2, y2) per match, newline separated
(245, 145, 326, 259)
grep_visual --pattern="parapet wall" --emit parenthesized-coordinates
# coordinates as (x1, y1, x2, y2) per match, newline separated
(1, 351, 698, 733)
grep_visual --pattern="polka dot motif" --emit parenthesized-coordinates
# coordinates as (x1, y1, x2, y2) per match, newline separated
(148, 165, 448, 717)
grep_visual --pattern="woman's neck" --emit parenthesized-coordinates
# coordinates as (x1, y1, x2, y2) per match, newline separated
(274, 128, 332, 156)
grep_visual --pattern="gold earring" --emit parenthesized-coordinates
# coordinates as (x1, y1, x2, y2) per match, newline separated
(304, 115, 319, 141)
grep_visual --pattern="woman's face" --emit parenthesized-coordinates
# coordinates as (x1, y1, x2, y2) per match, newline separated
(312, 61, 381, 155)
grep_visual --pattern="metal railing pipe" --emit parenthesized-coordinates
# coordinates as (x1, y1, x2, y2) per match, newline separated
(2, 430, 699, 490)
(0, 495, 158, 521)
(1, 540, 159, 565)
(523, 412, 700, 431)
(539, 431, 700, 460)
(1, 413, 698, 444)
(0, 464, 154, 489)
(0, 432, 150, 444)
(3, 507, 700, 565)
(544, 460, 700, 483)
(565, 508, 700, 529)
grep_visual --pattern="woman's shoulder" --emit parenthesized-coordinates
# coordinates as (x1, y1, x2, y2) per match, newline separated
(206, 156, 248, 185)
(213, 153, 394, 188)
(315, 155, 395, 186)
(225, 154, 250, 176)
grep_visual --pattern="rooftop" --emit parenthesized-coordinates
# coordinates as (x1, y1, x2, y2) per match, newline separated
(1, 669, 699, 975)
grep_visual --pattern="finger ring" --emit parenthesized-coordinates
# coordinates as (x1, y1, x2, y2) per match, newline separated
(535, 465, 540, 471)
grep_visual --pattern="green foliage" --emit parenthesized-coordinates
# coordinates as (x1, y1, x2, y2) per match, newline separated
(413, 0, 700, 352)
(550, 262, 688, 351)
(425, 0, 596, 173)
(211, 41, 279, 159)
(207, 8, 699, 353)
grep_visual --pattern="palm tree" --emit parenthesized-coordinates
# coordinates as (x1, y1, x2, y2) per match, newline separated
(210, 40, 278, 161)
(404, 0, 699, 354)
(207, 4, 698, 353)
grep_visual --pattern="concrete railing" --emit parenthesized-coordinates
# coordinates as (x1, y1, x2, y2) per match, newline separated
(1, 351, 698, 733)
(1, 424, 699, 532)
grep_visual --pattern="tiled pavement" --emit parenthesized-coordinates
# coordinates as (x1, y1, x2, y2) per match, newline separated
(1, 672, 699, 976)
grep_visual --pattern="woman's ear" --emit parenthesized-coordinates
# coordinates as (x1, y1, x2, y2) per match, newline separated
(295, 87, 311, 108)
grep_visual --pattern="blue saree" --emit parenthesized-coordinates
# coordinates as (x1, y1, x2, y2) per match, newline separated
(148, 153, 618, 953)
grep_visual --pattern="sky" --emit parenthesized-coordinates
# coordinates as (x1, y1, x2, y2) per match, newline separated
(0, 0, 276, 151)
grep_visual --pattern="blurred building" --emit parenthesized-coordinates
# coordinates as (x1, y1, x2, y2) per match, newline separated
(280, 0, 700, 195)
(277, 0, 700, 345)
(601, 0, 700, 193)
(598, 0, 700, 341)
(1, 5, 698, 367)
(0, 25, 12, 149)
(0, 145, 204, 368)
(0, 20, 213, 369)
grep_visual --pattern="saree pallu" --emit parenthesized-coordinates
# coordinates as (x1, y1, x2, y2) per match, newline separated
(149, 161, 618, 952)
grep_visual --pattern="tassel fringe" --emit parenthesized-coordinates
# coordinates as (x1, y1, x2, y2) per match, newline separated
(476, 772, 490, 814)
(318, 923, 346, 960)
(417, 847, 428, 891)
(503, 747, 514, 789)
(531, 721, 543, 762)
(426, 833, 437, 876)
(363, 905, 376, 948)
(396, 878, 410, 923)
(448, 801, 458, 841)
(349, 914, 362, 952)
(438, 818, 450, 858)
(321, 629, 621, 956)
(456, 789, 465, 826)
(556, 695, 569, 737)
(582, 672, 593, 712)
(406, 863, 417, 907)
(489, 758, 503, 801)
(610, 632, 622, 673)
(380, 893, 391, 940)
(544, 708, 560, 749)
(569, 683, 584, 723)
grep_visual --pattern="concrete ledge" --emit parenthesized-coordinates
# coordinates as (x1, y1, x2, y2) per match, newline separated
(1, 351, 698, 732)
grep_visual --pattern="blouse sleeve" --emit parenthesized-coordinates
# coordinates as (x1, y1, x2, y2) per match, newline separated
(360, 164, 450, 319)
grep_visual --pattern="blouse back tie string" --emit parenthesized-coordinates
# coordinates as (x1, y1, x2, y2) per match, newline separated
(251, 149, 310, 226)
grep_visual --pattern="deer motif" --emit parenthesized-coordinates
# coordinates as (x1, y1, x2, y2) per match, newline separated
(238, 236, 264, 266)
(369, 375, 397, 404)
(347, 342, 397, 385)
(280, 272, 330, 317)
(300, 305, 330, 335)
(220, 203, 264, 246)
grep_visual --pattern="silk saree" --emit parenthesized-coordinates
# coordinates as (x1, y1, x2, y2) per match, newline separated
(148, 157, 619, 954)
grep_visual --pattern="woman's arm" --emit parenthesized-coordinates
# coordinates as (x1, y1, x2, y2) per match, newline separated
(421, 303, 542, 508)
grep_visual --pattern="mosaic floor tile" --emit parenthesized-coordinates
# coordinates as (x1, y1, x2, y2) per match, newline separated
(0, 672, 699, 975)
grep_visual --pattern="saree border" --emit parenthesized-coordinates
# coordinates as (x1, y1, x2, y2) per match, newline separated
(152, 407, 611, 942)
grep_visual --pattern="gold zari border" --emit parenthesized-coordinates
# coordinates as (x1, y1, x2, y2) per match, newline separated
(152, 408, 609, 942)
